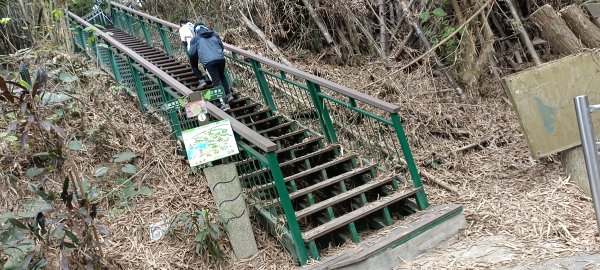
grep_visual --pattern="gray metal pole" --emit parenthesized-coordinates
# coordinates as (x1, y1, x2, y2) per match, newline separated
(574, 95, 600, 233)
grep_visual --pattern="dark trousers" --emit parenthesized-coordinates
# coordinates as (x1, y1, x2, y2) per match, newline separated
(189, 54, 209, 83)
(204, 59, 231, 96)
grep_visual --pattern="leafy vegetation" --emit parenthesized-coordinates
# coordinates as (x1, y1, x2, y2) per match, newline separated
(0, 63, 107, 269)
(168, 210, 225, 261)
(421, 7, 460, 59)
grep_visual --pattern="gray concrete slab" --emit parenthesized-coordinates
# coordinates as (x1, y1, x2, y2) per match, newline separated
(506, 254, 600, 270)
(304, 204, 466, 270)
(204, 164, 258, 259)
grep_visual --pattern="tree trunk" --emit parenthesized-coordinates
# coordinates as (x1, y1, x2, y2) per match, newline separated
(561, 4, 600, 49)
(300, 0, 342, 58)
(239, 11, 293, 67)
(531, 4, 583, 55)
(504, 0, 541, 65)
(378, 0, 388, 55)
(346, 7, 391, 66)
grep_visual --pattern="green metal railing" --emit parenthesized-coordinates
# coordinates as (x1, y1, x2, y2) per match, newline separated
(108, 2, 429, 211)
(68, 11, 309, 264)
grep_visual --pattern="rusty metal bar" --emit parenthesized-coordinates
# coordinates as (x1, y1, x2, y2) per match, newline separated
(68, 11, 278, 152)
(109, 1, 401, 113)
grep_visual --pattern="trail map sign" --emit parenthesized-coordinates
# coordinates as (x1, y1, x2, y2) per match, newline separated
(504, 51, 600, 158)
(182, 119, 239, 166)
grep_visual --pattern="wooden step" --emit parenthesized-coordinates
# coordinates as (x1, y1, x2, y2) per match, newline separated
(234, 137, 332, 171)
(240, 146, 340, 184)
(252, 154, 356, 192)
(289, 165, 376, 200)
(279, 145, 339, 167)
(235, 108, 271, 120)
(229, 97, 251, 108)
(230, 102, 260, 114)
(275, 136, 323, 154)
(245, 115, 283, 128)
(302, 188, 421, 242)
(285, 154, 356, 183)
(258, 121, 295, 136)
(295, 176, 398, 219)
(270, 128, 308, 142)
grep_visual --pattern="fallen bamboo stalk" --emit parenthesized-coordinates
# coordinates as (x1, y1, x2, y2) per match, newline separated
(346, 6, 392, 66)
(411, 20, 465, 99)
(333, 119, 460, 194)
(504, 0, 541, 65)
(239, 10, 293, 67)
(397, 157, 460, 194)
(300, 0, 342, 58)
(365, 0, 494, 88)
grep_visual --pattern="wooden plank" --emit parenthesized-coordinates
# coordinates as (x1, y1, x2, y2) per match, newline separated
(230, 102, 261, 113)
(235, 108, 271, 121)
(503, 51, 600, 158)
(295, 176, 398, 219)
(279, 145, 338, 167)
(302, 188, 420, 241)
(284, 154, 356, 182)
(258, 121, 294, 135)
(245, 115, 283, 128)
(305, 204, 463, 270)
(289, 165, 376, 199)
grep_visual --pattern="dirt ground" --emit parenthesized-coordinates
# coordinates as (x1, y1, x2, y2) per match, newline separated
(3, 44, 599, 269)
(283, 53, 600, 269)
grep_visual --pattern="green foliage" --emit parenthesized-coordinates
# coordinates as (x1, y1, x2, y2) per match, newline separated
(67, 140, 83, 150)
(0, 62, 108, 269)
(68, 0, 95, 16)
(0, 175, 103, 269)
(0, 17, 10, 24)
(112, 151, 137, 163)
(169, 210, 224, 261)
(0, 63, 66, 151)
(420, 5, 458, 59)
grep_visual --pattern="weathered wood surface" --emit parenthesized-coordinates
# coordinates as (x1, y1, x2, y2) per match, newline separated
(531, 4, 583, 55)
(561, 4, 600, 48)
(503, 51, 600, 158)
(583, 3, 600, 28)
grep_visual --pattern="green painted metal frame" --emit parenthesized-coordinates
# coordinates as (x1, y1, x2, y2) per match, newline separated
(81, 2, 436, 264)
(68, 11, 310, 265)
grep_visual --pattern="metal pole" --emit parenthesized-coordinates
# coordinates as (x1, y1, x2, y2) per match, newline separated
(574, 95, 600, 232)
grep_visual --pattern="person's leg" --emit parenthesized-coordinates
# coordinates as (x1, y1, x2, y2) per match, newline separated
(190, 54, 206, 87)
(216, 60, 230, 95)
(204, 61, 221, 88)
(204, 61, 229, 110)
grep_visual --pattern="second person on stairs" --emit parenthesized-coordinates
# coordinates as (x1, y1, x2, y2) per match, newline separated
(189, 22, 235, 111)
(178, 19, 209, 89)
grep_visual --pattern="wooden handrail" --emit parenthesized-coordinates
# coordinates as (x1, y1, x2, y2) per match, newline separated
(68, 11, 278, 152)
(109, 1, 402, 113)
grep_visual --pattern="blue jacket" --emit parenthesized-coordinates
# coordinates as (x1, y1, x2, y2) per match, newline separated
(189, 25, 224, 66)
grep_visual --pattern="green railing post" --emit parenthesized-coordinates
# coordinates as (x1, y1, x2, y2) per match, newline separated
(107, 49, 122, 82)
(76, 26, 86, 51)
(390, 113, 429, 210)
(157, 24, 173, 55)
(128, 58, 149, 113)
(265, 152, 309, 265)
(91, 40, 102, 65)
(124, 13, 135, 36)
(306, 81, 338, 143)
(250, 60, 277, 112)
(138, 16, 153, 45)
(112, 8, 122, 29)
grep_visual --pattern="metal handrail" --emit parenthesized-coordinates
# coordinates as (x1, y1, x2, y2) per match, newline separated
(68, 11, 278, 152)
(574, 95, 600, 232)
(109, 1, 401, 113)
